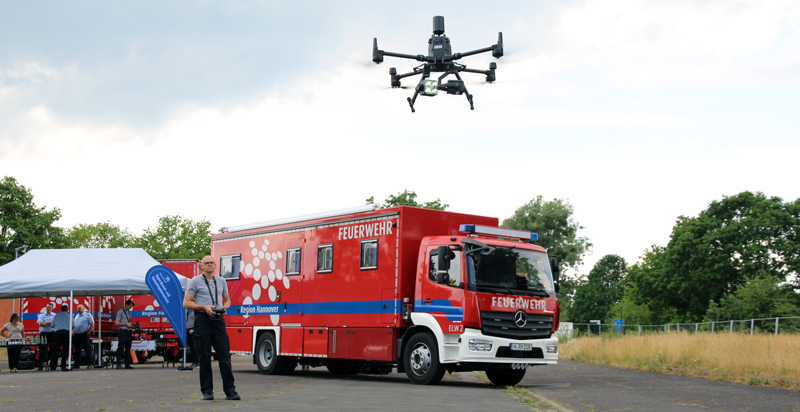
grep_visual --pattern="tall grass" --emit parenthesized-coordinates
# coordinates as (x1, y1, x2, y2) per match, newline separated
(559, 332, 800, 390)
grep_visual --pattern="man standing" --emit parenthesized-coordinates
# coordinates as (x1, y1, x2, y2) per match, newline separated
(115, 299, 135, 369)
(51, 304, 71, 371)
(73, 304, 95, 369)
(36, 303, 55, 371)
(183, 256, 239, 401)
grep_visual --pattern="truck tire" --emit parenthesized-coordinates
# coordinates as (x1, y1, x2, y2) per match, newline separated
(486, 369, 527, 386)
(403, 333, 445, 385)
(255, 333, 296, 375)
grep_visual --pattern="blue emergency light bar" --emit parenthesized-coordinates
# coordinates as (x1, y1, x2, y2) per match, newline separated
(459, 224, 539, 242)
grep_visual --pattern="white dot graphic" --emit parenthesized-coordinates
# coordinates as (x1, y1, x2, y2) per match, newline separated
(251, 248, 258, 256)
(245, 264, 253, 276)
(277, 251, 282, 259)
(243, 297, 252, 318)
(154, 301, 160, 308)
(259, 251, 264, 259)
(264, 239, 270, 245)
(283, 277, 290, 289)
(261, 276, 269, 290)
(268, 286, 277, 301)
(253, 257, 260, 267)
(276, 269, 283, 280)
(252, 284, 261, 300)
(253, 268, 261, 281)
(249, 241, 255, 248)
(269, 260, 276, 270)
(268, 270, 275, 282)
(271, 252, 277, 260)
(264, 253, 272, 261)
(262, 245, 268, 251)
(271, 315, 279, 325)
(145, 305, 154, 311)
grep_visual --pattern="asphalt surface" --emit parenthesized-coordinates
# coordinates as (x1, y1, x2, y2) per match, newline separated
(525, 360, 800, 412)
(0, 357, 537, 412)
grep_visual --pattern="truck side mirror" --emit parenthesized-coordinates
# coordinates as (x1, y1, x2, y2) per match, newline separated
(549, 255, 560, 294)
(436, 246, 451, 285)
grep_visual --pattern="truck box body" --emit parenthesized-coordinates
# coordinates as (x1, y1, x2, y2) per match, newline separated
(212, 205, 560, 385)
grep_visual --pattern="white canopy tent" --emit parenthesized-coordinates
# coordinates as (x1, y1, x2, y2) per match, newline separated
(0, 248, 188, 369)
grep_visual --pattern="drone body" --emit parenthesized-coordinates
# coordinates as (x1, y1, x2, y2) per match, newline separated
(373, 16, 503, 112)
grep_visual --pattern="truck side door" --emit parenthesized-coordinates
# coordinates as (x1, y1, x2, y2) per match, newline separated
(419, 245, 465, 334)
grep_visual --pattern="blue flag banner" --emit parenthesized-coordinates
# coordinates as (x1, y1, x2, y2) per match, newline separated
(145, 265, 187, 346)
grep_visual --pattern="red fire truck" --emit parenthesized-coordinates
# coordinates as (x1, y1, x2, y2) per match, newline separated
(212, 205, 561, 385)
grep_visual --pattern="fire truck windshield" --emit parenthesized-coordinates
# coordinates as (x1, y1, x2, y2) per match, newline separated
(465, 242, 554, 297)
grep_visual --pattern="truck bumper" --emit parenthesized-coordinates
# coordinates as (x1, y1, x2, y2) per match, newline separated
(442, 327, 558, 366)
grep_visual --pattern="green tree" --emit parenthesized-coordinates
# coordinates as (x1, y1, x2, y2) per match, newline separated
(501, 195, 592, 272)
(704, 272, 800, 321)
(629, 191, 800, 321)
(0, 176, 65, 265)
(366, 189, 448, 210)
(570, 254, 627, 322)
(65, 222, 137, 249)
(136, 215, 211, 259)
(556, 275, 580, 322)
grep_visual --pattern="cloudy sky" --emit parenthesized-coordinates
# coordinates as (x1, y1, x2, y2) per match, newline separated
(2, 1, 799, 275)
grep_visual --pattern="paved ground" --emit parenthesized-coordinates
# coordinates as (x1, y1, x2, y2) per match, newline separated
(524, 360, 800, 412)
(0, 357, 537, 412)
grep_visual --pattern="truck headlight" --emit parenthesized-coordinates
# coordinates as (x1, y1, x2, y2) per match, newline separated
(469, 339, 493, 351)
(546, 342, 558, 354)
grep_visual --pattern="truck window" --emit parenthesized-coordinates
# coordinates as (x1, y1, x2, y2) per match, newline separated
(286, 248, 301, 275)
(360, 239, 378, 270)
(220, 254, 241, 280)
(428, 246, 462, 287)
(317, 244, 333, 273)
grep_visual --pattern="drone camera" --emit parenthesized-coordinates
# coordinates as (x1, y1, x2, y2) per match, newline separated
(441, 80, 466, 95)
(433, 16, 445, 35)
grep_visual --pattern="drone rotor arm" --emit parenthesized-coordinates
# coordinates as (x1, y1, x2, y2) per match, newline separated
(382, 51, 427, 62)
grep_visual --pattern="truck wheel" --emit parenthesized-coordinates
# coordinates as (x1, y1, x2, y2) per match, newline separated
(403, 333, 445, 385)
(486, 369, 527, 386)
(255, 333, 296, 375)
(255, 333, 279, 374)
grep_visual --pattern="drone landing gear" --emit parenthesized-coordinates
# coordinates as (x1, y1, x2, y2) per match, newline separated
(407, 96, 416, 113)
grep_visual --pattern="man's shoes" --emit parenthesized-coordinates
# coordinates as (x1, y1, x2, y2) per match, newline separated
(87, 365, 94, 369)
(225, 392, 241, 401)
(125, 365, 134, 369)
(202, 393, 214, 401)
(116, 365, 123, 369)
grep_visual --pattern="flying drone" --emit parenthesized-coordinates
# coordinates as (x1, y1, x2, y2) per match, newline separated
(372, 16, 503, 113)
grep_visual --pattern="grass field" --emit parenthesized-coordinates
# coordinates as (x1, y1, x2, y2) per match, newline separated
(559, 332, 800, 390)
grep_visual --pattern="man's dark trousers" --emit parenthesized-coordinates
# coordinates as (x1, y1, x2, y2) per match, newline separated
(73, 332, 94, 368)
(116, 329, 133, 367)
(51, 329, 70, 370)
(194, 313, 236, 396)
(37, 331, 54, 369)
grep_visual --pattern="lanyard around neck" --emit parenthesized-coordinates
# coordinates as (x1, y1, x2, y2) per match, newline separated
(204, 276, 218, 308)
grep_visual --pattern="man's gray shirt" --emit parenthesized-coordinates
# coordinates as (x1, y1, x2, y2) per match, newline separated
(52, 312, 70, 331)
(186, 275, 229, 311)
(116, 308, 132, 330)
(74, 311, 94, 334)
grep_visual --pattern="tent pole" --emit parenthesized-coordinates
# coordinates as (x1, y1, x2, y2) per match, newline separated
(68, 291, 73, 371)
(98, 295, 102, 368)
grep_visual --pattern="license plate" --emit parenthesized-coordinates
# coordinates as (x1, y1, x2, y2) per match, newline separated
(510, 343, 533, 351)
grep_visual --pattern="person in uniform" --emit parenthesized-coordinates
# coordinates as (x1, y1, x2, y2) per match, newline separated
(183, 255, 239, 401)
(72, 304, 95, 369)
(36, 303, 55, 371)
(51, 304, 72, 371)
(115, 299, 135, 369)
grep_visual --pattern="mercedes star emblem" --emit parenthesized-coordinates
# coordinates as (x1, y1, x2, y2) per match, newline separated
(514, 310, 527, 328)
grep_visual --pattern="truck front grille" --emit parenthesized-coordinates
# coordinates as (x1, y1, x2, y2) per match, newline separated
(480, 311, 553, 340)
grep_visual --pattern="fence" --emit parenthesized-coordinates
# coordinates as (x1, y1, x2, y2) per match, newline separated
(564, 316, 800, 337)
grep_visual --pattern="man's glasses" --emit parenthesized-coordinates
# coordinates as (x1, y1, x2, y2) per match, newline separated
(203, 262, 216, 265)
